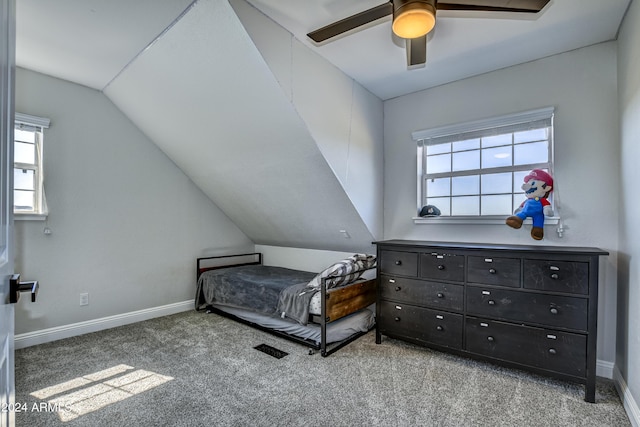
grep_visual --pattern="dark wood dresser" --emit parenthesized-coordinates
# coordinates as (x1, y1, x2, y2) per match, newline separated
(374, 240, 608, 402)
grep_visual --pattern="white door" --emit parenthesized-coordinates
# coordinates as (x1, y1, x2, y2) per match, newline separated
(0, 0, 16, 426)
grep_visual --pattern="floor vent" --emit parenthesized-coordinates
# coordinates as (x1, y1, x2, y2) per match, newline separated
(254, 344, 288, 359)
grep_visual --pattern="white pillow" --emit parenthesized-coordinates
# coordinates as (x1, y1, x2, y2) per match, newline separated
(306, 254, 376, 291)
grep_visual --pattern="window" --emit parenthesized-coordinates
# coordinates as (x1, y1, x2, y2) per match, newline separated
(414, 107, 555, 222)
(14, 113, 50, 219)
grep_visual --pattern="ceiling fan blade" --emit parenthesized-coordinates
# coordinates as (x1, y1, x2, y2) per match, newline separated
(406, 35, 427, 68)
(436, 0, 550, 13)
(307, 2, 393, 43)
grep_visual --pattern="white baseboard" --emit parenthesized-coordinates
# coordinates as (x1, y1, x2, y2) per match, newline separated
(614, 366, 640, 427)
(597, 359, 615, 379)
(14, 300, 193, 350)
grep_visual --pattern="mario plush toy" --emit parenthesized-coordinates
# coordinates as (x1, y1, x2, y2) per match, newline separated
(506, 169, 554, 240)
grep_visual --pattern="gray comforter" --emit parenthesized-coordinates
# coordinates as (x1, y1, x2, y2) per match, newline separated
(195, 265, 317, 325)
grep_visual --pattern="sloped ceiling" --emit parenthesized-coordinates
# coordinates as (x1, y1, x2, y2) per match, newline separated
(19, 1, 628, 253)
(16, 0, 195, 90)
(246, 0, 631, 100)
(102, 0, 376, 252)
(17, 0, 631, 99)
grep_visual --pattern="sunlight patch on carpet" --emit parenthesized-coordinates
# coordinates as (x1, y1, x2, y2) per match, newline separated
(30, 364, 173, 422)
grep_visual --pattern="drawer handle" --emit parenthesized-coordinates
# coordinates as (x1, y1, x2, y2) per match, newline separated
(395, 286, 402, 292)
(436, 325, 443, 331)
(488, 300, 496, 306)
(548, 348, 557, 355)
(395, 260, 402, 266)
(489, 268, 497, 274)
(549, 307, 559, 315)
(394, 317, 401, 322)
(550, 273, 559, 280)
(487, 336, 495, 342)
(437, 265, 445, 270)
(436, 292, 444, 299)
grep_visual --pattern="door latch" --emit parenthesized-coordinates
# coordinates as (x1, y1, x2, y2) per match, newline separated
(9, 274, 39, 304)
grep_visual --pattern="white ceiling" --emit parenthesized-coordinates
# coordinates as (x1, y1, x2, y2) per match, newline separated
(11, 0, 633, 251)
(101, 0, 380, 250)
(16, 0, 631, 100)
(16, 0, 195, 90)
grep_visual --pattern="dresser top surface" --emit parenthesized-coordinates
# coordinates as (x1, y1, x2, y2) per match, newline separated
(373, 240, 609, 256)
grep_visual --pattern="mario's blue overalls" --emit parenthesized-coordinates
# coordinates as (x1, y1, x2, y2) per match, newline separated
(515, 197, 548, 228)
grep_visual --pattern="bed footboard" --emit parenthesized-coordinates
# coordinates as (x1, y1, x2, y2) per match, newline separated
(310, 278, 376, 323)
(317, 267, 377, 357)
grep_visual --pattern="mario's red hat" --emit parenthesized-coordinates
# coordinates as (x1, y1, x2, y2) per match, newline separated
(524, 169, 553, 188)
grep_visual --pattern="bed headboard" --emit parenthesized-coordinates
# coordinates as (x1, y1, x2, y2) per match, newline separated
(196, 253, 262, 279)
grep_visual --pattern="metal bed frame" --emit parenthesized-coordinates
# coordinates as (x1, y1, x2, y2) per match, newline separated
(196, 253, 376, 357)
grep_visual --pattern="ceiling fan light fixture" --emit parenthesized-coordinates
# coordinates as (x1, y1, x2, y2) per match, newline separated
(392, 0, 436, 39)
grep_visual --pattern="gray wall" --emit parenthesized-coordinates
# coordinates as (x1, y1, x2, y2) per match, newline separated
(617, 0, 640, 414)
(13, 68, 254, 334)
(383, 42, 620, 369)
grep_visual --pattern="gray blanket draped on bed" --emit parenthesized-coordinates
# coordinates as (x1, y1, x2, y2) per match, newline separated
(276, 281, 318, 325)
(195, 265, 318, 325)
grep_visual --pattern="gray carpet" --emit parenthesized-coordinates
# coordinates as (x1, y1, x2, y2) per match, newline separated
(15, 310, 630, 426)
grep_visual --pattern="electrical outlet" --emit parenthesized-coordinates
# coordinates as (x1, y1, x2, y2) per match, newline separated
(80, 293, 89, 306)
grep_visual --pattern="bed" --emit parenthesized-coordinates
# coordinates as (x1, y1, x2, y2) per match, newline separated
(194, 252, 377, 356)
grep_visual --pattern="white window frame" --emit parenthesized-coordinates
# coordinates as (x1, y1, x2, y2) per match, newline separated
(14, 112, 49, 220)
(413, 107, 559, 225)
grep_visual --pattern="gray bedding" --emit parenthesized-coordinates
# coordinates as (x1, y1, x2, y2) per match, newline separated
(276, 280, 318, 325)
(195, 265, 317, 323)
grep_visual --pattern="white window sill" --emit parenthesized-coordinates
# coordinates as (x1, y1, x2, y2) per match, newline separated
(413, 216, 561, 225)
(15, 213, 48, 221)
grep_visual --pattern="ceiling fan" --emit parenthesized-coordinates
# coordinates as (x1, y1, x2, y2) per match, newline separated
(307, 0, 550, 68)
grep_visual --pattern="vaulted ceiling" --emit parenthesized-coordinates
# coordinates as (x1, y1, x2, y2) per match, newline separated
(16, 0, 385, 252)
(14, 0, 631, 251)
(247, 0, 631, 100)
(17, 0, 631, 98)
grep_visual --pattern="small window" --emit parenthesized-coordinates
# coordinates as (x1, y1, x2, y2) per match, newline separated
(414, 108, 555, 220)
(14, 113, 49, 219)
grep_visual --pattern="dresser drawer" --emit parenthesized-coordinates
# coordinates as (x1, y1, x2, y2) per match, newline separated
(467, 256, 520, 288)
(420, 252, 464, 282)
(465, 317, 587, 377)
(466, 286, 588, 331)
(379, 275, 463, 311)
(380, 250, 418, 277)
(524, 260, 589, 295)
(378, 302, 463, 349)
